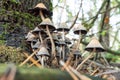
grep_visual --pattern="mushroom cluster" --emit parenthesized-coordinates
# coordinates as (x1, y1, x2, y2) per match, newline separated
(21, 3, 107, 71)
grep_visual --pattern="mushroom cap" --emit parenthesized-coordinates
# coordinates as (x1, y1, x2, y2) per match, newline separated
(28, 3, 52, 17)
(73, 50, 81, 60)
(57, 40, 66, 46)
(36, 47, 50, 56)
(26, 38, 37, 44)
(65, 37, 71, 44)
(32, 40, 41, 49)
(73, 24, 87, 35)
(25, 31, 36, 39)
(56, 23, 70, 32)
(32, 27, 41, 34)
(32, 27, 48, 38)
(85, 37, 105, 52)
(38, 18, 56, 31)
(73, 50, 81, 56)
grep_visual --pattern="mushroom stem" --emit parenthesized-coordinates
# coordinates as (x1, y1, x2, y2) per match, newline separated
(74, 55, 78, 67)
(62, 45, 65, 61)
(60, 46, 62, 59)
(39, 32, 43, 43)
(39, 11, 45, 20)
(76, 31, 81, 49)
(46, 25, 56, 57)
(76, 49, 96, 70)
(41, 56, 45, 67)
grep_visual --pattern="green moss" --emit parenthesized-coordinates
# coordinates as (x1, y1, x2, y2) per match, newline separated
(0, 45, 25, 64)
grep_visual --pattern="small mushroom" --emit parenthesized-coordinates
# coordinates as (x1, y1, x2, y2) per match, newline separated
(65, 37, 72, 45)
(32, 27, 48, 43)
(38, 18, 56, 57)
(72, 50, 81, 67)
(76, 37, 105, 70)
(32, 39, 41, 50)
(73, 24, 87, 49)
(28, 3, 52, 20)
(57, 23, 70, 41)
(36, 47, 50, 67)
(25, 31, 36, 40)
(85, 37, 105, 52)
(58, 40, 66, 61)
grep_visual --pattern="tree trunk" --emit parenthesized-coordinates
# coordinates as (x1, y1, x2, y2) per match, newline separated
(0, 0, 52, 47)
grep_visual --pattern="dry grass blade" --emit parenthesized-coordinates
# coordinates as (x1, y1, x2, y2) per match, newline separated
(23, 52, 41, 68)
(76, 52, 94, 70)
(60, 60, 79, 80)
(69, 66, 91, 80)
(19, 50, 38, 67)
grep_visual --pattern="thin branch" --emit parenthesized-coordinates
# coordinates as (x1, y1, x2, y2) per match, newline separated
(87, 0, 107, 30)
(69, 0, 83, 30)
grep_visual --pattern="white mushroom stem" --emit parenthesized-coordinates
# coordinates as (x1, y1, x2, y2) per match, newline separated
(41, 56, 45, 67)
(62, 29, 65, 41)
(76, 49, 96, 70)
(62, 29, 65, 61)
(30, 42, 33, 47)
(62, 45, 65, 61)
(59, 46, 62, 59)
(76, 31, 81, 49)
(39, 10, 45, 21)
(74, 55, 78, 67)
(46, 25, 56, 57)
(39, 32, 43, 43)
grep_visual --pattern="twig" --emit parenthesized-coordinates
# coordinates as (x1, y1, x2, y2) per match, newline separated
(69, 66, 91, 80)
(76, 51, 95, 70)
(19, 50, 38, 67)
(60, 60, 79, 80)
(69, 0, 83, 30)
(95, 70, 120, 76)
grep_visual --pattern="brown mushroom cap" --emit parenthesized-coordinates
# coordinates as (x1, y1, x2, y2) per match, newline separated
(28, 3, 52, 17)
(56, 23, 70, 32)
(73, 24, 87, 35)
(85, 37, 105, 52)
(38, 18, 56, 31)
(37, 47, 50, 56)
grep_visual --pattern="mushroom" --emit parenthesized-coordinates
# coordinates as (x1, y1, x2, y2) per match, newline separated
(56, 23, 70, 41)
(58, 39, 66, 61)
(65, 37, 72, 45)
(32, 39, 41, 50)
(73, 24, 87, 49)
(36, 47, 50, 67)
(32, 27, 47, 43)
(38, 18, 56, 57)
(28, 3, 52, 20)
(72, 50, 81, 68)
(76, 37, 105, 70)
